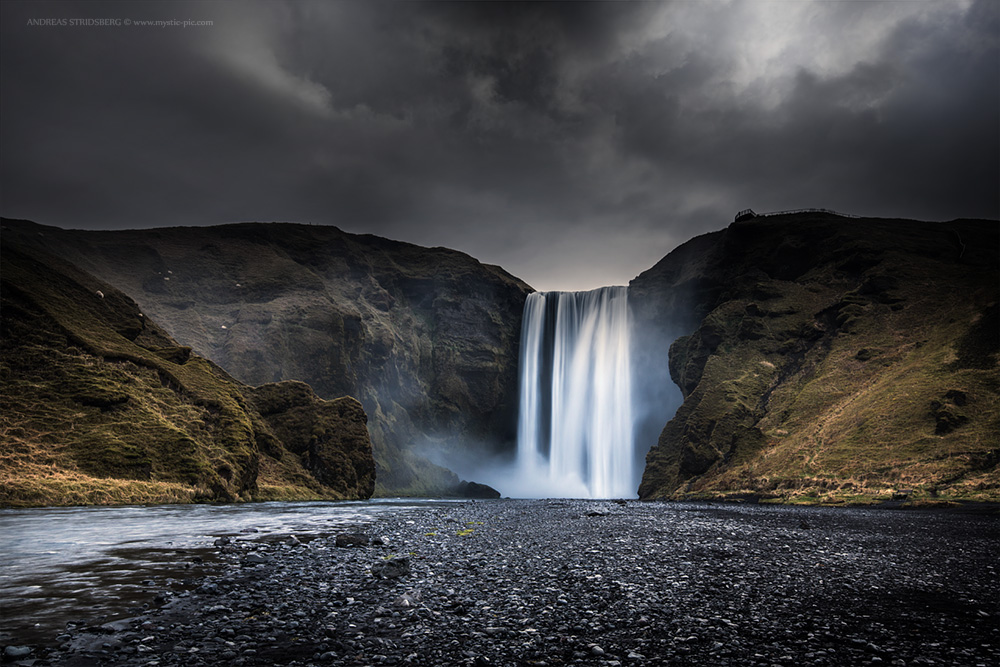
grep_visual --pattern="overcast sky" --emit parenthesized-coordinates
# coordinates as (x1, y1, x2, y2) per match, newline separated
(2, 1, 997, 291)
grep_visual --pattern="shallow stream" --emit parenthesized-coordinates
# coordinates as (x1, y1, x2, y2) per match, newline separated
(0, 499, 464, 644)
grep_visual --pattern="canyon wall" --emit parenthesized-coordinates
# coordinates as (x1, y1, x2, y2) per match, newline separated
(632, 213, 999, 503)
(1, 239, 375, 506)
(6, 212, 997, 505)
(3, 220, 530, 495)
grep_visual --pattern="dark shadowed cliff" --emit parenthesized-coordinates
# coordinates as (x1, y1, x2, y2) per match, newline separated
(632, 213, 999, 504)
(2, 220, 531, 495)
(0, 239, 374, 507)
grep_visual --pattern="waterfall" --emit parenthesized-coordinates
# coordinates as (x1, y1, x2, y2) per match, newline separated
(515, 286, 634, 498)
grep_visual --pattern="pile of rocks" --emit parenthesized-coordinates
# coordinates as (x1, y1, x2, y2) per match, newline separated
(7, 500, 998, 666)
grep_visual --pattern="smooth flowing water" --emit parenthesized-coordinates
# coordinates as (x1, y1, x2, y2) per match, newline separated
(0, 499, 463, 644)
(514, 286, 634, 498)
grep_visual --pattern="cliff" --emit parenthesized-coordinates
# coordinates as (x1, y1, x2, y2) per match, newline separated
(0, 239, 374, 507)
(2, 219, 531, 495)
(633, 213, 999, 504)
(8, 212, 993, 506)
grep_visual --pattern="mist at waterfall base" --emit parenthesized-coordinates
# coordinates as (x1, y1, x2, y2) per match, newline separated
(435, 285, 684, 499)
(457, 287, 652, 499)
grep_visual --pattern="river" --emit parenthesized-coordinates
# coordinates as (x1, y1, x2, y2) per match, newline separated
(0, 499, 466, 645)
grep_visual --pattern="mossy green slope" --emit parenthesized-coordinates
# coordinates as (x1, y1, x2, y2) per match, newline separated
(634, 214, 999, 504)
(0, 241, 374, 507)
(2, 219, 531, 496)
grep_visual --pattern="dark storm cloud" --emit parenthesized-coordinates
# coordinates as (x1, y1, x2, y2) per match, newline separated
(2, 0, 996, 290)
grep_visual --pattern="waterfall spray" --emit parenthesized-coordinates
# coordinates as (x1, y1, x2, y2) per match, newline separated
(514, 287, 634, 498)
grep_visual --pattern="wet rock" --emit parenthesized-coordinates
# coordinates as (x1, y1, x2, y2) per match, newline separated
(450, 481, 501, 499)
(395, 593, 420, 607)
(242, 553, 271, 566)
(335, 533, 370, 548)
(3, 646, 33, 659)
(372, 557, 411, 579)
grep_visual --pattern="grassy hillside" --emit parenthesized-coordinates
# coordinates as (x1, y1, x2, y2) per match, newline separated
(634, 215, 999, 505)
(0, 240, 374, 507)
(1, 219, 530, 496)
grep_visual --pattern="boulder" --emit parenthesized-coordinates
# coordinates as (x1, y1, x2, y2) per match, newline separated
(450, 481, 501, 499)
(372, 557, 410, 579)
(335, 533, 370, 548)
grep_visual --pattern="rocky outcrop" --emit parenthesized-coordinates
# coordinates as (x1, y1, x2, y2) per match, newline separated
(448, 480, 502, 499)
(2, 219, 531, 495)
(248, 381, 375, 499)
(633, 213, 999, 504)
(0, 239, 375, 507)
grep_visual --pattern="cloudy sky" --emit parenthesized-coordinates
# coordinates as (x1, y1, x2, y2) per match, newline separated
(2, 1, 997, 291)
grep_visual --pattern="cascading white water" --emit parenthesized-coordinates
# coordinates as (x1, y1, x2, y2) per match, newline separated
(514, 286, 634, 498)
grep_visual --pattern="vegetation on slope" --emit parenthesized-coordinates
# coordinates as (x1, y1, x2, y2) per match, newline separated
(2, 220, 531, 496)
(0, 240, 374, 507)
(248, 381, 374, 499)
(635, 215, 999, 505)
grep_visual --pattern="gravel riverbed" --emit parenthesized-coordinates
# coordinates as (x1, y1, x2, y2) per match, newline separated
(5, 500, 998, 666)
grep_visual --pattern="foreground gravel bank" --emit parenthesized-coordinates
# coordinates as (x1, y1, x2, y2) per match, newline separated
(7, 500, 998, 666)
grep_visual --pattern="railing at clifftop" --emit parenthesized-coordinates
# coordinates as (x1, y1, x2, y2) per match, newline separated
(735, 207, 860, 222)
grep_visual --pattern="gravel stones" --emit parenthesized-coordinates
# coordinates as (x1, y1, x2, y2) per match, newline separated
(9, 500, 999, 666)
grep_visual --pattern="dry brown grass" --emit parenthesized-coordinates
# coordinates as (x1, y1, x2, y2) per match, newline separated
(642, 218, 999, 505)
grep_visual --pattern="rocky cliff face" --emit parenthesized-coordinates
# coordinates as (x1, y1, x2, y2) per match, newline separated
(3, 220, 531, 495)
(10, 213, 993, 506)
(0, 239, 375, 507)
(248, 382, 375, 499)
(632, 214, 999, 503)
